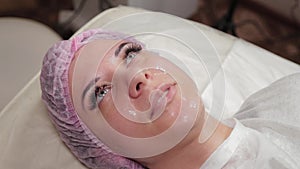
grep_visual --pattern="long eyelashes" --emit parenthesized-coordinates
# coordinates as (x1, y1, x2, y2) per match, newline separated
(88, 83, 112, 110)
(88, 88, 98, 110)
(123, 42, 142, 56)
(122, 42, 142, 65)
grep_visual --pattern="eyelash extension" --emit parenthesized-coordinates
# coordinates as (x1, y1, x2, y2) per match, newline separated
(88, 84, 111, 110)
(123, 42, 142, 57)
(88, 88, 97, 110)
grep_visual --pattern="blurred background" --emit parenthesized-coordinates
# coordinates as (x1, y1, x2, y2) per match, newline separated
(1, 0, 299, 63)
(0, 0, 299, 110)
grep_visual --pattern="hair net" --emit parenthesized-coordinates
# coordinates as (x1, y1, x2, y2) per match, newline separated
(40, 29, 145, 169)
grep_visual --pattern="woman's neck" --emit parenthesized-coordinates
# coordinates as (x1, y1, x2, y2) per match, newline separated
(137, 114, 233, 169)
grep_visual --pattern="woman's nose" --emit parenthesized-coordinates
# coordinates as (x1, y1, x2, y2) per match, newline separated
(129, 71, 152, 98)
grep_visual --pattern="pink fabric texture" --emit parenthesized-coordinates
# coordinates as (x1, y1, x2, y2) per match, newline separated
(40, 29, 145, 169)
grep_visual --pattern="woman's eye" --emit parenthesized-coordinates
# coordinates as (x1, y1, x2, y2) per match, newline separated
(95, 85, 111, 103)
(87, 84, 112, 110)
(96, 89, 107, 103)
(122, 42, 142, 65)
(125, 52, 136, 65)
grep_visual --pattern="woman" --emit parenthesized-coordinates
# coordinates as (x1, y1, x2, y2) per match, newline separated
(40, 29, 300, 169)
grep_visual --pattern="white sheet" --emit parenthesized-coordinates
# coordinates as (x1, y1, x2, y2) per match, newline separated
(0, 6, 299, 169)
(203, 39, 300, 119)
(202, 73, 300, 168)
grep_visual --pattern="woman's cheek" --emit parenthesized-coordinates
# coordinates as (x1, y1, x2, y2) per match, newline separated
(99, 94, 116, 122)
(98, 94, 130, 133)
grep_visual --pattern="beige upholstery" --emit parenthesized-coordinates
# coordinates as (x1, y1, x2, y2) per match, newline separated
(0, 17, 61, 110)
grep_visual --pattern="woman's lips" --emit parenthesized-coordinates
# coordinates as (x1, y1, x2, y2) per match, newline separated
(149, 82, 177, 120)
(157, 82, 177, 104)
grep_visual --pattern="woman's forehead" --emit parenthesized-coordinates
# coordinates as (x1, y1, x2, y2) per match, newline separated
(80, 39, 123, 56)
(73, 39, 123, 69)
(69, 39, 121, 89)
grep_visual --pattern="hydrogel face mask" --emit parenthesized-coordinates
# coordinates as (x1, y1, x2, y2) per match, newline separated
(71, 12, 225, 158)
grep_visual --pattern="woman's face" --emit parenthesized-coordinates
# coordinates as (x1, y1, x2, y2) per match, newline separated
(69, 39, 203, 155)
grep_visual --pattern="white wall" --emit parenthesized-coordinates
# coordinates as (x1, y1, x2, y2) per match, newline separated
(128, 0, 198, 18)
(59, 0, 199, 31)
(59, 0, 99, 30)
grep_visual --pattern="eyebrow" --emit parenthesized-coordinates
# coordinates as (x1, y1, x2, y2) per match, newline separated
(81, 76, 101, 105)
(114, 42, 129, 57)
(80, 42, 128, 109)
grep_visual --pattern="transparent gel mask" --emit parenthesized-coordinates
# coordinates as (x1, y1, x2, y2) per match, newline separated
(72, 12, 225, 159)
(72, 37, 200, 158)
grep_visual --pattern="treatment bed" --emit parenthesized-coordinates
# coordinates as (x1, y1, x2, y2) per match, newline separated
(0, 6, 299, 169)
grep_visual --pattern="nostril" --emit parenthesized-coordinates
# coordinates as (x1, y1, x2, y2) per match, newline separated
(144, 73, 150, 79)
(136, 82, 142, 91)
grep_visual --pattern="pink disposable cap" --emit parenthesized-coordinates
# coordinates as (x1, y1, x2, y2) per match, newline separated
(40, 28, 145, 169)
